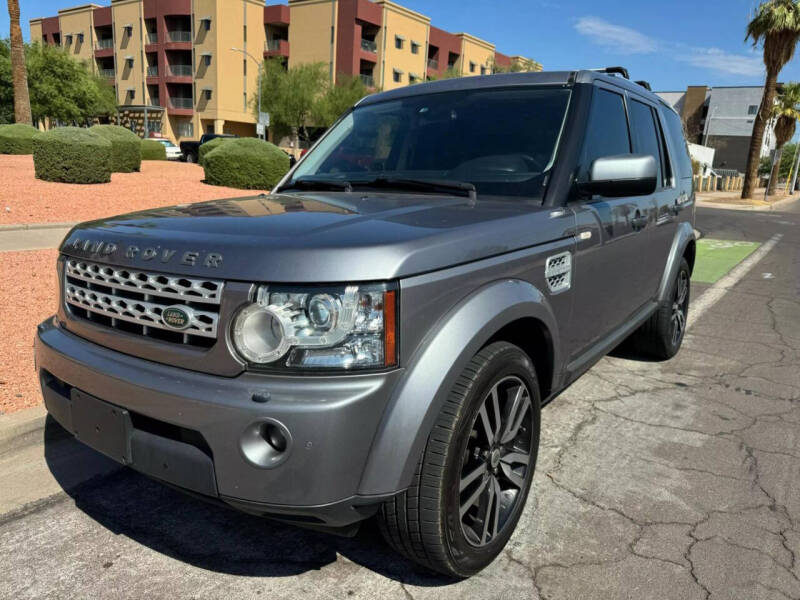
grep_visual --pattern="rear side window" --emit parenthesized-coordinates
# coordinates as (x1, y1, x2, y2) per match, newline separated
(579, 88, 631, 180)
(629, 99, 663, 187)
(662, 108, 692, 179)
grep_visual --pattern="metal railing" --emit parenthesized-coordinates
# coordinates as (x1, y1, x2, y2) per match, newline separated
(361, 38, 377, 53)
(99, 68, 115, 79)
(96, 38, 113, 49)
(146, 32, 158, 44)
(359, 74, 374, 87)
(147, 65, 158, 77)
(168, 30, 191, 42)
(170, 97, 193, 109)
(427, 58, 438, 70)
(265, 39, 286, 51)
(169, 64, 192, 76)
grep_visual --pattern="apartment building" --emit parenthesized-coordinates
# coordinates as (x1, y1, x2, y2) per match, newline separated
(657, 85, 776, 173)
(30, 0, 541, 143)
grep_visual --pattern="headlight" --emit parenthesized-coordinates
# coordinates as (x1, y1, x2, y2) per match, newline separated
(232, 283, 397, 370)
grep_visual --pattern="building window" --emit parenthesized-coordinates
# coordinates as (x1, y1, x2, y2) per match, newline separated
(393, 69, 403, 83)
(243, 59, 247, 75)
(470, 61, 476, 73)
(243, 25, 247, 42)
(411, 41, 419, 54)
(395, 35, 404, 50)
(176, 121, 194, 138)
(480, 65, 487, 75)
(747, 105, 758, 115)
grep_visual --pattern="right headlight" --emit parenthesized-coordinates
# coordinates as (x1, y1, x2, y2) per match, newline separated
(231, 283, 397, 371)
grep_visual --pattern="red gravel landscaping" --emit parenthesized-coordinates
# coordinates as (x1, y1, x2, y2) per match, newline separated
(0, 154, 268, 225)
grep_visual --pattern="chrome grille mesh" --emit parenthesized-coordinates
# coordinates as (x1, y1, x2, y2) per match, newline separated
(64, 259, 224, 345)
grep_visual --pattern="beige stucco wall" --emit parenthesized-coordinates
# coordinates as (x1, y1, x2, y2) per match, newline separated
(376, 1, 429, 90)
(458, 33, 494, 77)
(111, 0, 145, 106)
(58, 6, 98, 71)
(288, 0, 336, 73)
(30, 19, 43, 43)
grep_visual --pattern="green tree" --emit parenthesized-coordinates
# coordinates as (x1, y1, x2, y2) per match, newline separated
(258, 58, 327, 152)
(742, 0, 800, 198)
(767, 82, 800, 194)
(312, 73, 371, 128)
(427, 66, 461, 81)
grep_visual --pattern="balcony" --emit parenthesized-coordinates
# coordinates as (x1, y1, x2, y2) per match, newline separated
(264, 38, 289, 58)
(170, 64, 192, 76)
(168, 30, 191, 42)
(96, 38, 113, 49)
(99, 68, 115, 79)
(361, 38, 377, 53)
(427, 58, 438, 70)
(360, 74, 374, 87)
(147, 65, 159, 77)
(94, 37, 114, 58)
(168, 96, 193, 116)
(147, 32, 157, 44)
(264, 4, 290, 26)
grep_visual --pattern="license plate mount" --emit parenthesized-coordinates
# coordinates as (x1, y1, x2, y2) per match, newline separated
(70, 389, 132, 464)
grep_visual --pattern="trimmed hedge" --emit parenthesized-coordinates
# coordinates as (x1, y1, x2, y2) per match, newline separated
(0, 123, 40, 155)
(203, 138, 290, 189)
(198, 136, 233, 167)
(90, 124, 142, 173)
(141, 139, 167, 161)
(33, 127, 112, 184)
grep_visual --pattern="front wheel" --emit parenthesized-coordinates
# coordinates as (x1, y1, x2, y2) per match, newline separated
(377, 342, 541, 577)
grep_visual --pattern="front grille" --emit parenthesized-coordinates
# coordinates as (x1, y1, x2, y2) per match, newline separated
(64, 259, 224, 347)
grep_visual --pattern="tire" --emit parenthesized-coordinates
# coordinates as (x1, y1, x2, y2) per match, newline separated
(377, 342, 541, 577)
(626, 257, 691, 360)
(184, 152, 196, 164)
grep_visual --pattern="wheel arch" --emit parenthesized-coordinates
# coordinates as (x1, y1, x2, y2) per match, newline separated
(485, 317, 555, 400)
(657, 222, 697, 303)
(357, 279, 560, 497)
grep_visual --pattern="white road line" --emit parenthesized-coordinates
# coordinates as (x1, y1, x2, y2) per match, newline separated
(687, 233, 783, 330)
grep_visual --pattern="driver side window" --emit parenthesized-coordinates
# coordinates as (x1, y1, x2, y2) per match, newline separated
(579, 88, 631, 181)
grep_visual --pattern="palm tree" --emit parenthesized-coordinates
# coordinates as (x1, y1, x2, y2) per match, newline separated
(6, 0, 32, 124)
(767, 83, 800, 194)
(742, 0, 800, 199)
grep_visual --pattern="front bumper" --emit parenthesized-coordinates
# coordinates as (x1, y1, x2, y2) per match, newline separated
(35, 317, 404, 527)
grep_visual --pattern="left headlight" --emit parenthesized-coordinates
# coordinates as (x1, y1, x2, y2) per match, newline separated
(232, 283, 397, 371)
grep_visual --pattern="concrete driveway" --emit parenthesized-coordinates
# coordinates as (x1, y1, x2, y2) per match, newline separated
(1, 204, 798, 599)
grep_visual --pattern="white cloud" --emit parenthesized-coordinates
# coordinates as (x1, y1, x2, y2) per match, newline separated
(676, 47, 764, 77)
(574, 16, 658, 55)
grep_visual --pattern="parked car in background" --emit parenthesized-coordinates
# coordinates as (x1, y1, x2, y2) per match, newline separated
(179, 133, 238, 163)
(157, 139, 182, 161)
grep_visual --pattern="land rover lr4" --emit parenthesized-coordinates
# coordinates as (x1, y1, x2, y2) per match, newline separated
(35, 69, 695, 577)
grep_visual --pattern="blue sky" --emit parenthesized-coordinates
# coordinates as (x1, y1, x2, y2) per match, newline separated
(3, 0, 800, 91)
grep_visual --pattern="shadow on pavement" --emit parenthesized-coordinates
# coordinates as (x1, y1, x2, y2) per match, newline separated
(43, 417, 455, 586)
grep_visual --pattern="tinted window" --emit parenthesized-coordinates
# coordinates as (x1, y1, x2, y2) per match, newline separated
(290, 88, 572, 200)
(662, 108, 692, 178)
(629, 99, 662, 184)
(580, 89, 630, 180)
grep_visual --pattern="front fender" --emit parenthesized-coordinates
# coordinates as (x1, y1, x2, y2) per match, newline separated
(358, 279, 559, 496)
(657, 222, 696, 303)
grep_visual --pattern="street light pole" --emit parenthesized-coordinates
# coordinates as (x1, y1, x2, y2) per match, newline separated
(231, 47, 264, 140)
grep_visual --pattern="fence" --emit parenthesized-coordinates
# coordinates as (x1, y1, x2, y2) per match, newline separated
(692, 174, 744, 193)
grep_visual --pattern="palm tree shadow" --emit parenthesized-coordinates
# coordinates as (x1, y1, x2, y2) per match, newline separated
(43, 417, 454, 586)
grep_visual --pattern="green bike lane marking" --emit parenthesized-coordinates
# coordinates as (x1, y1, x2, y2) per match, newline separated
(692, 239, 762, 284)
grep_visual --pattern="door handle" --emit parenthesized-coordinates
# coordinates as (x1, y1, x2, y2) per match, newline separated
(632, 213, 648, 230)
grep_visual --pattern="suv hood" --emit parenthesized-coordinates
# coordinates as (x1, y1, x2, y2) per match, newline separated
(60, 193, 574, 282)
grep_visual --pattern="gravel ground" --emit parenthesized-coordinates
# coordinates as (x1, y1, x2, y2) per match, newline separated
(0, 155, 268, 225)
(0, 249, 58, 414)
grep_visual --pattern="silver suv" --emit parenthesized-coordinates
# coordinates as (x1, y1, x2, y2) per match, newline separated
(35, 68, 695, 577)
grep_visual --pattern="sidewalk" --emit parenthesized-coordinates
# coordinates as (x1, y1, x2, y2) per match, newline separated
(0, 223, 75, 252)
(696, 189, 800, 211)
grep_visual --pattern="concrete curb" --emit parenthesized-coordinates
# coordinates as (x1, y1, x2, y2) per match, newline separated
(0, 222, 78, 233)
(697, 194, 799, 212)
(0, 405, 47, 453)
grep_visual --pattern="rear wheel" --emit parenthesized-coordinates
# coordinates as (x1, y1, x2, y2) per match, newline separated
(377, 342, 541, 577)
(184, 152, 196, 164)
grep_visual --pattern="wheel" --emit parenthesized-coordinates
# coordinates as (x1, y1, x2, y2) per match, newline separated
(625, 257, 691, 360)
(184, 152, 196, 164)
(377, 342, 541, 577)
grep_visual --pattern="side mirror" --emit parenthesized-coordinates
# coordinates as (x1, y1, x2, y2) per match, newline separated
(579, 154, 657, 198)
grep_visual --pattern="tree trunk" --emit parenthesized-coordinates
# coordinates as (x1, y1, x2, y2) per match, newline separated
(7, 0, 32, 125)
(291, 125, 299, 159)
(767, 145, 784, 196)
(742, 67, 779, 199)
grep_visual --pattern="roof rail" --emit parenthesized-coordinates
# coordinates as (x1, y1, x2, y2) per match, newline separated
(591, 66, 630, 79)
(635, 80, 652, 91)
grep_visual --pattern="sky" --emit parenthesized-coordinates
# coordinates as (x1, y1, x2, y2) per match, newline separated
(3, 0, 800, 92)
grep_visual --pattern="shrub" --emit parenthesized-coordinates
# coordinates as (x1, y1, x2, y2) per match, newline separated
(203, 138, 290, 189)
(90, 124, 142, 172)
(0, 123, 40, 154)
(33, 127, 112, 184)
(141, 139, 167, 161)
(198, 136, 233, 167)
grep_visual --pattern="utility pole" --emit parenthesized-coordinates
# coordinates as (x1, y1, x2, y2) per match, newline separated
(231, 47, 264, 140)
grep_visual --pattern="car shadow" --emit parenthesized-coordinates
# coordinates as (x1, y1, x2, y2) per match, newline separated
(42, 417, 455, 586)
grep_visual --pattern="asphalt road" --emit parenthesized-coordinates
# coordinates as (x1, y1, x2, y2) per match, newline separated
(1, 201, 799, 600)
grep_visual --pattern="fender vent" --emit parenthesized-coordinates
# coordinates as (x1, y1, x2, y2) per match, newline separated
(545, 252, 572, 293)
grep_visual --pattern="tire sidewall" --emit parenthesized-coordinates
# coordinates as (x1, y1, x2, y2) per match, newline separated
(662, 258, 691, 355)
(441, 345, 541, 576)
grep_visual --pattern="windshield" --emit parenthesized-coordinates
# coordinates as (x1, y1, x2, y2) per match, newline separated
(286, 86, 571, 200)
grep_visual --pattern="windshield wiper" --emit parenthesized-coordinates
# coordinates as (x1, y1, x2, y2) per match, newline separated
(355, 176, 477, 201)
(282, 177, 353, 192)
